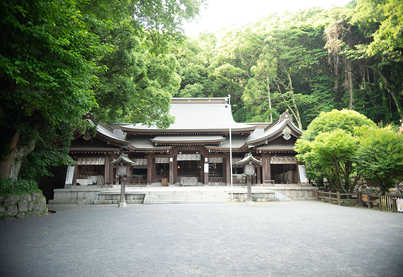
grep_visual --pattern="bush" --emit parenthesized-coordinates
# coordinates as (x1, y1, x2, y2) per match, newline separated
(0, 178, 41, 196)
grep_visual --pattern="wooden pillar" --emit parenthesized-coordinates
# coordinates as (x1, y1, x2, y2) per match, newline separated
(109, 154, 114, 184)
(147, 154, 152, 186)
(104, 155, 110, 187)
(225, 153, 230, 185)
(72, 161, 78, 187)
(262, 153, 271, 182)
(173, 156, 177, 183)
(169, 151, 174, 185)
(256, 164, 261, 185)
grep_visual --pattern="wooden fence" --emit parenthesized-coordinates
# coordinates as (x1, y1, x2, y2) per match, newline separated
(379, 195, 403, 212)
(317, 190, 403, 213)
(316, 190, 359, 206)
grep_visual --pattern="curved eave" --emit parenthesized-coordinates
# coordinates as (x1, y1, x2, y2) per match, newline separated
(132, 146, 172, 152)
(255, 145, 295, 151)
(151, 136, 226, 144)
(205, 146, 243, 152)
(235, 156, 262, 166)
(96, 132, 135, 150)
(110, 156, 136, 166)
(120, 126, 256, 135)
(242, 120, 301, 149)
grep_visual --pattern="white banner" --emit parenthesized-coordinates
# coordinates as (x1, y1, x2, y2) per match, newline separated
(65, 166, 75, 185)
(298, 165, 308, 184)
(398, 199, 403, 212)
(204, 163, 209, 173)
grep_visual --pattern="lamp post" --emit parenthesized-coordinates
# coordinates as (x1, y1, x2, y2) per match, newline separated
(110, 154, 135, 208)
(117, 173, 128, 208)
(228, 95, 233, 200)
(244, 162, 255, 206)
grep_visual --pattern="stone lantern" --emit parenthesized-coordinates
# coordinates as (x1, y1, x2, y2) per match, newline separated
(110, 154, 136, 208)
(236, 152, 262, 206)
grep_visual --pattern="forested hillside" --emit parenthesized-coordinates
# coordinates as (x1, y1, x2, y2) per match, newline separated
(171, 0, 403, 129)
(1, 0, 402, 182)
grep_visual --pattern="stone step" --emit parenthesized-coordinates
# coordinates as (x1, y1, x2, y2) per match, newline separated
(146, 191, 228, 194)
(145, 196, 228, 199)
(143, 191, 229, 204)
(144, 200, 228, 204)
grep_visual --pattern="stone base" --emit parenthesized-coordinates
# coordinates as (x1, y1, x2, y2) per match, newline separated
(118, 202, 127, 208)
(246, 201, 255, 206)
(0, 192, 48, 219)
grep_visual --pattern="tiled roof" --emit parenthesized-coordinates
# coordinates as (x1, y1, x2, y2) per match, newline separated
(120, 98, 256, 133)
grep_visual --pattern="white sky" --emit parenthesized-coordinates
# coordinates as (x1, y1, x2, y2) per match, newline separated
(184, 0, 353, 36)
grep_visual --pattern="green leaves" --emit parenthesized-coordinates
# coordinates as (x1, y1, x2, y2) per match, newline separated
(354, 125, 403, 194)
(301, 109, 376, 141)
(0, 0, 206, 180)
(296, 109, 375, 191)
(351, 0, 403, 60)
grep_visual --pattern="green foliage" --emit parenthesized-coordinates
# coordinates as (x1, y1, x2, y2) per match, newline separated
(351, 0, 403, 61)
(296, 129, 359, 192)
(355, 126, 403, 194)
(301, 109, 376, 141)
(0, 0, 205, 180)
(0, 178, 40, 196)
(170, 2, 403, 129)
(296, 109, 375, 191)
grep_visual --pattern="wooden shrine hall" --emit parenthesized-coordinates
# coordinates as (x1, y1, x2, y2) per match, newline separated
(64, 98, 307, 187)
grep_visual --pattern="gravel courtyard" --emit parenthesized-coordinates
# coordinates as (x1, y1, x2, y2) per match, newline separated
(0, 201, 402, 277)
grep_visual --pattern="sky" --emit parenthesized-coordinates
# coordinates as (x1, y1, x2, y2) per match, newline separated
(184, 0, 353, 36)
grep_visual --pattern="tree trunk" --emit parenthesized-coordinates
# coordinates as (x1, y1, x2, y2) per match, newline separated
(333, 157, 347, 194)
(267, 76, 273, 122)
(346, 59, 354, 110)
(0, 132, 37, 181)
(0, 132, 20, 180)
(361, 65, 403, 121)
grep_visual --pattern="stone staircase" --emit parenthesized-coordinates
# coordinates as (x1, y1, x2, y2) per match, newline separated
(143, 190, 230, 204)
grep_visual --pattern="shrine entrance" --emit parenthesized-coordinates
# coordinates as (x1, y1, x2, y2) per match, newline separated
(270, 156, 298, 184)
(176, 153, 203, 182)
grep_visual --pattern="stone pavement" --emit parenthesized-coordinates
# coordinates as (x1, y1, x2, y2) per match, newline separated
(0, 201, 402, 277)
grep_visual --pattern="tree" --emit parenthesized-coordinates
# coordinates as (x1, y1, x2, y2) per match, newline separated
(301, 109, 376, 141)
(295, 109, 376, 191)
(243, 37, 277, 122)
(296, 129, 359, 192)
(354, 125, 403, 194)
(351, 0, 403, 62)
(0, 0, 205, 181)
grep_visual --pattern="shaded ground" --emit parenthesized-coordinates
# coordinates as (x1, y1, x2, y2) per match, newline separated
(0, 201, 402, 277)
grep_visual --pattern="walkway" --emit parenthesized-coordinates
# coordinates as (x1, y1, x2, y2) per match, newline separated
(0, 201, 402, 276)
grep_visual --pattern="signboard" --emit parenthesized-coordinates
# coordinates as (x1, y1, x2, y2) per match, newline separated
(65, 166, 75, 185)
(271, 156, 297, 164)
(398, 199, 403, 212)
(209, 157, 223, 163)
(155, 157, 169, 164)
(177, 154, 201, 161)
(298, 165, 308, 184)
(77, 157, 105, 165)
(134, 159, 147, 165)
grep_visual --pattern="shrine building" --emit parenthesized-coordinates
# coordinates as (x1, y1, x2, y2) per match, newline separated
(65, 97, 306, 187)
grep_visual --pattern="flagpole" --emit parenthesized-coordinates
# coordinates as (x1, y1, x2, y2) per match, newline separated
(228, 95, 233, 200)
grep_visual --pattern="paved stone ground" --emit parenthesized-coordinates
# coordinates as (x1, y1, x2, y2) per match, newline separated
(0, 201, 402, 277)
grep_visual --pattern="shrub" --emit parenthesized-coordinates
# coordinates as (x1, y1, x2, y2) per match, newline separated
(0, 178, 41, 196)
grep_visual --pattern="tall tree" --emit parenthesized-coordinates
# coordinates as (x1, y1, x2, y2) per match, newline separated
(0, 0, 206, 181)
